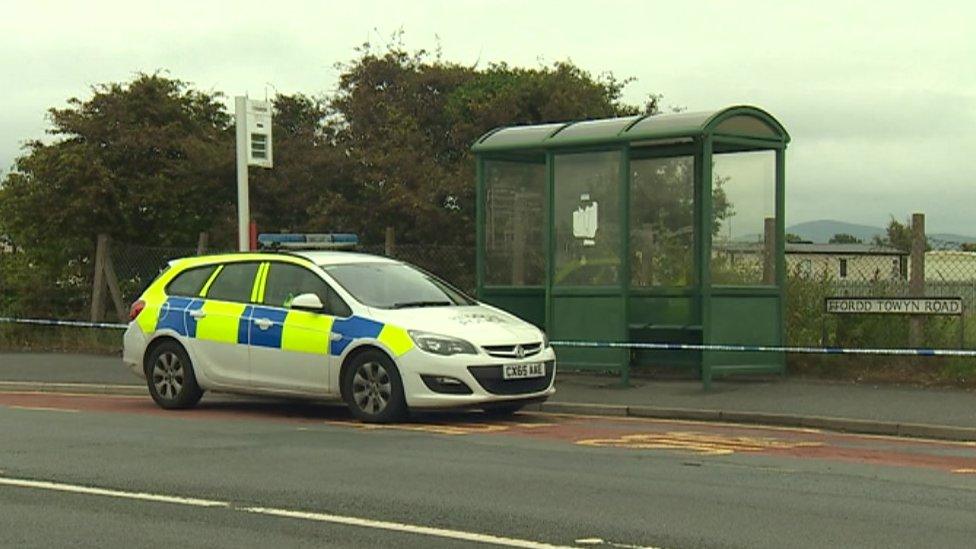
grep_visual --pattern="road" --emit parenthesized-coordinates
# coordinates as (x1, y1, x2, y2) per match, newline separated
(1, 391, 975, 548)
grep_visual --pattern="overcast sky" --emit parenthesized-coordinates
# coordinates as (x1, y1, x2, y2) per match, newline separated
(2, 1, 974, 233)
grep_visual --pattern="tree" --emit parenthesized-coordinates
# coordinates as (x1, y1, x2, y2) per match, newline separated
(317, 38, 647, 246)
(0, 39, 661, 303)
(872, 216, 919, 252)
(0, 73, 236, 316)
(245, 94, 353, 239)
(0, 73, 234, 255)
(786, 233, 805, 243)
(829, 233, 862, 244)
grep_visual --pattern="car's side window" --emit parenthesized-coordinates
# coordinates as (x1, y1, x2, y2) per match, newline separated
(205, 262, 260, 303)
(165, 265, 217, 297)
(263, 262, 352, 317)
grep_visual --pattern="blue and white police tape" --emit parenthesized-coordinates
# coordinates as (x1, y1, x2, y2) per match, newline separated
(550, 340, 976, 358)
(0, 317, 127, 330)
(2, 315, 974, 358)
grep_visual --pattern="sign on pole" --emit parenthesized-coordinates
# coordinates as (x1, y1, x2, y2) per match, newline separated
(235, 97, 273, 252)
(245, 100, 273, 168)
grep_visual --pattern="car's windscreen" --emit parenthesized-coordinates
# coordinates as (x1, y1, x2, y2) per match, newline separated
(322, 263, 475, 309)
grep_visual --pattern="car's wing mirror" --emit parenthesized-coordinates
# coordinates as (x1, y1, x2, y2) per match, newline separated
(290, 293, 325, 312)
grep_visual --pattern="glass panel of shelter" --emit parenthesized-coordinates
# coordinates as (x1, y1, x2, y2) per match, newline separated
(552, 151, 622, 287)
(483, 158, 547, 286)
(629, 149, 696, 288)
(710, 149, 777, 286)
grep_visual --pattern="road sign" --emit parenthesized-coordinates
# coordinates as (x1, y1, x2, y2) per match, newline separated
(825, 297, 963, 315)
(245, 100, 273, 168)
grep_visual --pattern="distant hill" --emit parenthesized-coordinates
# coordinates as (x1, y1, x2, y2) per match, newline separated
(928, 233, 976, 247)
(787, 220, 976, 247)
(787, 220, 883, 243)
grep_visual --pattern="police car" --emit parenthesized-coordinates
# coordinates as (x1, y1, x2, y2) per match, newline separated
(122, 242, 555, 422)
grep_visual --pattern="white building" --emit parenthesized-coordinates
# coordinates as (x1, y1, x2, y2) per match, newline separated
(716, 242, 907, 281)
(925, 251, 976, 282)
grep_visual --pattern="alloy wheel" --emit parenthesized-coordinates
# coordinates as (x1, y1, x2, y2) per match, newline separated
(152, 351, 184, 400)
(351, 361, 392, 415)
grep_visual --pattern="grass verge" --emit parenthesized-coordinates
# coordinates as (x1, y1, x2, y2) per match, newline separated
(0, 325, 121, 355)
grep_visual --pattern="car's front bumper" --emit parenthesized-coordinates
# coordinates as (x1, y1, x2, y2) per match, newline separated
(396, 347, 557, 409)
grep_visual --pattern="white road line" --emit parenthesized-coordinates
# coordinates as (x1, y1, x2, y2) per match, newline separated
(243, 507, 574, 548)
(575, 538, 662, 549)
(0, 477, 228, 508)
(0, 475, 574, 548)
(7, 406, 79, 413)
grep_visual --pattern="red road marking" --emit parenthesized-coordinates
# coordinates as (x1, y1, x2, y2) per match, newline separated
(2, 391, 975, 473)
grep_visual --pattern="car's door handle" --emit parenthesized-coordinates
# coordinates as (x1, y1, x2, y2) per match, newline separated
(253, 318, 273, 330)
(329, 333, 342, 342)
(189, 310, 206, 319)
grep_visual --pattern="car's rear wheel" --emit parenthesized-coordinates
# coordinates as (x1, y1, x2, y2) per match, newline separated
(342, 350, 407, 423)
(145, 341, 203, 410)
(482, 403, 524, 417)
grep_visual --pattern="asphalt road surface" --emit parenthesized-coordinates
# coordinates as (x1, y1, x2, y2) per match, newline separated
(1, 391, 975, 548)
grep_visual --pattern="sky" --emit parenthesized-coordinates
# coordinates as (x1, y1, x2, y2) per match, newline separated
(2, 0, 974, 234)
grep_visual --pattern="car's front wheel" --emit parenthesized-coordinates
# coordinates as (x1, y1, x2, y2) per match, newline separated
(342, 350, 407, 423)
(145, 341, 203, 410)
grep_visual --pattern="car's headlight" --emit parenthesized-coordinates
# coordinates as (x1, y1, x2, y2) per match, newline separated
(408, 330, 478, 356)
(541, 331, 550, 349)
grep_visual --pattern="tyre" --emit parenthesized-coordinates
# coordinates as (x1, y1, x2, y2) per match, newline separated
(482, 404, 524, 417)
(342, 350, 407, 423)
(145, 340, 203, 410)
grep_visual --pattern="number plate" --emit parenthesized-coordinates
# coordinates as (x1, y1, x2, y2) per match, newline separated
(502, 362, 545, 380)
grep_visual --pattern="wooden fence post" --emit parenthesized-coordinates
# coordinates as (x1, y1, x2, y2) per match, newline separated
(909, 213, 926, 347)
(385, 226, 396, 257)
(762, 217, 776, 285)
(90, 235, 109, 322)
(196, 232, 209, 255)
(90, 234, 127, 323)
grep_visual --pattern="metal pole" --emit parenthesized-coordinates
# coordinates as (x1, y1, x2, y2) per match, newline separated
(235, 96, 250, 252)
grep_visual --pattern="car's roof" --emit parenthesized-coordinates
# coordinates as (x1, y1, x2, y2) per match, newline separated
(291, 250, 400, 266)
(171, 250, 400, 269)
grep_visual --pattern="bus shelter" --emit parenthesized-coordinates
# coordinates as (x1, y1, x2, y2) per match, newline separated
(472, 106, 790, 387)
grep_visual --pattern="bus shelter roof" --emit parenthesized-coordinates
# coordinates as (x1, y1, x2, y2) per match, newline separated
(472, 105, 789, 153)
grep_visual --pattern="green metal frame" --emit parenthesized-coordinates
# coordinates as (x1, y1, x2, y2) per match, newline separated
(473, 106, 790, 388)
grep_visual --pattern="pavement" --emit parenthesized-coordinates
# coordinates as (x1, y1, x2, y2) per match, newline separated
(2, 391, 976, 548)
(1, 352, 975, 440)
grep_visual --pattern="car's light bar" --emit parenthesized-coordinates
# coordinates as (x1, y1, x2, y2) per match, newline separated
(258, 233, 359, 250)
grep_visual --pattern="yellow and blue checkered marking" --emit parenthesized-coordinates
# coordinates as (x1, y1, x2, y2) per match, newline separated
(152, 296, 412, 358)
(248, 306, 289, 349)
(330, 316, 384, 356)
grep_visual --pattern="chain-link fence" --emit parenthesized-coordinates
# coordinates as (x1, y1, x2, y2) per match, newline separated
(0, 246, 94, 321)
(783, 233, 976, 384)
(4, 217, 976, 383)
(111, 242, 213, 307)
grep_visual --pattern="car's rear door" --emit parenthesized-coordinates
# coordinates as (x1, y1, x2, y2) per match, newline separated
(248, 260, 350, 394)
(192, 261, 261, 387)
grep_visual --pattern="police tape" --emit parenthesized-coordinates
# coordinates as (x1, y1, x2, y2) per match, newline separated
(549, 340, 976, 358)
(0, 317, 127, 330)
(1, 315, 974, 358)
